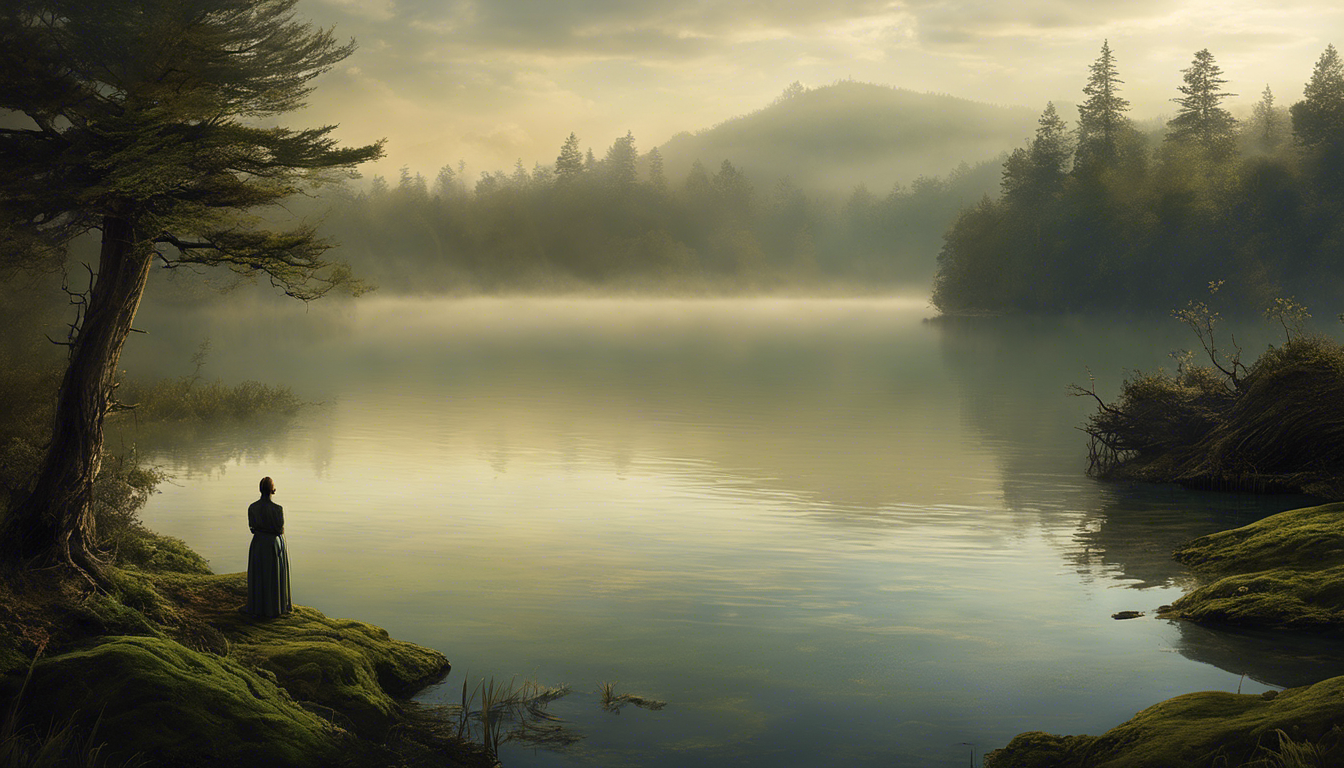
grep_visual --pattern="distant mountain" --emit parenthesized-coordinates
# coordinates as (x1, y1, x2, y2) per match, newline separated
(656, 81, 1042, 193)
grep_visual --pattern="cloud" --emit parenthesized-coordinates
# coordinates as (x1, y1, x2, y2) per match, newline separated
(291, 0, 1344, 176)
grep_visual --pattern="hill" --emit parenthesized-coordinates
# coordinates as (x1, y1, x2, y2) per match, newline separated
(656, 81, 1041, 193)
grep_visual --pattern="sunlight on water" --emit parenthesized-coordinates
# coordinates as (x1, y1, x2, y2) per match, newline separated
(125, 296, 1343, 767)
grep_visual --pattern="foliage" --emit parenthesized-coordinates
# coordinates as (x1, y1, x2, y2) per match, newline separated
(1074, 301, 1344, 496)
(449, 675, 577, 758)
(1167, 49, 1238, 159)
(0, 0, 381, 294)
(934, 43, 1344, 315)
(1076, 40, 1133, 171)
(319, 138, 1003, 293)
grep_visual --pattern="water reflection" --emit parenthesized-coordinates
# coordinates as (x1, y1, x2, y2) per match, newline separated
(1170, 622, 1344, 689)
(936, 316, 1341, 682)
(117, 296, 1344, 767)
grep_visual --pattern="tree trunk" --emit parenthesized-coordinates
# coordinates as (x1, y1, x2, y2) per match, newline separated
(1, 214, 153, 578)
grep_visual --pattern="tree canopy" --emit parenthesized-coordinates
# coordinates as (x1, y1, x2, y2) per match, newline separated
(0, 0, 380, 576)
(1166, 49, 1237, 158)
(934, 42, 1344, 316)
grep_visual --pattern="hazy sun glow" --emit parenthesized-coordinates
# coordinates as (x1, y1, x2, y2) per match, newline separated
(294, 0, 1344, 179)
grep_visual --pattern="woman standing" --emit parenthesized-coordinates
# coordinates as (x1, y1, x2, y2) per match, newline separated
(245, 476, 292, 617)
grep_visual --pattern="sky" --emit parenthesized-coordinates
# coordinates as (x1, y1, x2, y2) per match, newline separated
(292, 0, 1344, 181)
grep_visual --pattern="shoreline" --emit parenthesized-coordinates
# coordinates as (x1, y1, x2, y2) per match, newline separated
(986, 502, 1344, 767)
(0, 530, 493, 768)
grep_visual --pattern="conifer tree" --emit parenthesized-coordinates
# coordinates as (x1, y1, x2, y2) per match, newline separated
(1002, 102, 1071, 205)
(1248, 85, 1284, 152)
(1290, 44, 1344, 186)
(1166, 49, 1237, 158)
(646, 147, 666, 191)
(603, 132, 638, 190)
(555, 133, 584, 184)
(0, 0, 381, 576)
(1076, 41, 1131, 170)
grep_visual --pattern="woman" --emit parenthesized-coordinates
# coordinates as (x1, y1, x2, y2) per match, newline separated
(245, 476, 292, 617)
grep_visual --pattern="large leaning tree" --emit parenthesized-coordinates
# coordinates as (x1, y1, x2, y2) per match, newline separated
(0, 0, 382, 578)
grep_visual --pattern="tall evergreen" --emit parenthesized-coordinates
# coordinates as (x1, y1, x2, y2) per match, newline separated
(0, 0, 380, 575)
(1291, 44, 1344, 149)
(603, 131, 638, 190)
(647, 147, 666, 190)
(1166, 49, 1237, 158)
(1002, 102, 1071, 205)
(555, 133, 584, 185)
(1248, 85, 1284, 152)
(1290, 44, 1344, 188)
(1076, 41, 1131, 170)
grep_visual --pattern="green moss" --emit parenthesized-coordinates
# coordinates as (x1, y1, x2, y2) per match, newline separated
(148, 572, 450, 740)
(986, 677, 1344, 768)
(115, 528, 213, 575)
(1165, 502, 1344, 629)
(6, 635, 339, 768)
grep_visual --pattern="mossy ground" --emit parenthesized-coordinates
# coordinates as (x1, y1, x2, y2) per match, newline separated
(0, 528, 481, 768)
(985, 677, 1344, 768)
(989, 503, 1344, 767)
(1165, 502, 1344, 628)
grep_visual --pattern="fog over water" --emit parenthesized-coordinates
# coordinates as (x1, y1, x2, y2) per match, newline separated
(116, 296, 1344, 767)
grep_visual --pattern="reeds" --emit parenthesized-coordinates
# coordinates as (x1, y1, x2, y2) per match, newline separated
(449, 674, 578, 759)
(597, 681, 667, 713)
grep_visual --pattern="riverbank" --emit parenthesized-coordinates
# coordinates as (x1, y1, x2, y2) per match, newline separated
(985, 502, 1344, 767)
(0, 528, 492, 768)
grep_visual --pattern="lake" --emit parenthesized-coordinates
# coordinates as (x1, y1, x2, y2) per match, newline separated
(119, 295, 1344, 767)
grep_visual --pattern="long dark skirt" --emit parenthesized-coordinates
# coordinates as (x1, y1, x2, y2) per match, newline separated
(245, 533, 292, 617)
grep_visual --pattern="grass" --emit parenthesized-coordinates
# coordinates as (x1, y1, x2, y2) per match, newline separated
(1241, 728, 1341, 767)
(1074, 302, 1344, 497)
(597, 681, 667, 713)
(0, 645, 146, 768)
(984, 676, 1344, 768)
(448, 675, 578, 758)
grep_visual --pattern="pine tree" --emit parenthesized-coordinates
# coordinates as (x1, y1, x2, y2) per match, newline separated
(646, 147, 666, 190)
(434, 164, 459, 198)
(1290, 45, 1344, 150)
(555, 133, 584, 184)
(1248, 85, 1284, 152)
(1166, 49, 1237, 158)
(1291, 44, 1344, 189)
(0, 0, 381, 576)
(1003, 102, 1072, 205)
(603, 131, 638, 190)
(1076, 41, 1131, 170)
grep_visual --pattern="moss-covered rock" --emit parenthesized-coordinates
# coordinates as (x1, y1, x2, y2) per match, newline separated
(1165, 502, 1344, 628)
(149, 571, 451, 739)
(7, 635, 339, 768)
(984, 676, 1344, 768)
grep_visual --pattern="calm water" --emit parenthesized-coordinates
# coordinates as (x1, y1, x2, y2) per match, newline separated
(119, 296, 1344, 767)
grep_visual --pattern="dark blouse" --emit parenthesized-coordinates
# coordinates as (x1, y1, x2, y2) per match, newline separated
(248, 498, 284, 535)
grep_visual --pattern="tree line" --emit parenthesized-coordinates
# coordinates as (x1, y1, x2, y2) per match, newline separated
(933, 43, 1344, 314)
(317, 131, 1000, 292)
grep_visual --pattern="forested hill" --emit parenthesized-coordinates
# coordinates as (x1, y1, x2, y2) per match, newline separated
(303, 82, 1029, 294)
(934, 44, 1344, 315)
(658, 81, 1040, 193)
